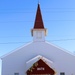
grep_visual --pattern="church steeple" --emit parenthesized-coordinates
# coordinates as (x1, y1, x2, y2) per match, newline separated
(31, 4, 47, 42)
(34, 4, 44, 29)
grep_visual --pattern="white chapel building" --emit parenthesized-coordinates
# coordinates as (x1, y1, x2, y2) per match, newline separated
(1, 4, 75, 75)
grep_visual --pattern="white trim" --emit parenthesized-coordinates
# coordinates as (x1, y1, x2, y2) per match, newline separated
(45, 41, 75, 56)
(0, 41, 33, 59)
(26, 55, 53, 64)
(1, 40, 75, 59)
(42, 56, 53, 63)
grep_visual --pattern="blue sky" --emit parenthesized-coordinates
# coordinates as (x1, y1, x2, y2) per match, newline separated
(0, 0, 75, 75)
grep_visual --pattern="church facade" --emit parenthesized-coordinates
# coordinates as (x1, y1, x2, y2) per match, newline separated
(1, 4, 75, 75)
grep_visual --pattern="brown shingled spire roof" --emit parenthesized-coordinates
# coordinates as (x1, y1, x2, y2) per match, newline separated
(34, 4, 44, 29)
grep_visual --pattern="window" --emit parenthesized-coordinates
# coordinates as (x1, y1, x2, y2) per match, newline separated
(60, 72, 65, 75)
(14, 73, 19, 75)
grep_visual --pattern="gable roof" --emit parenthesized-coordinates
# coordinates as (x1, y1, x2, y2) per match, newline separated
(26, 55, 53, 64)
(26, 58, 55, 74)
(0, 42, 33, 59)
(34, 4, 44, 29)
(1, 41, 75, 59)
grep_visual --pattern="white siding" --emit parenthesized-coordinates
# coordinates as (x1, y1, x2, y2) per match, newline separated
(1, 42, 75, 75)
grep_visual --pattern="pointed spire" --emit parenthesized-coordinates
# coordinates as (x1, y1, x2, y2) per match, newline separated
(34, 4, 44, 29)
